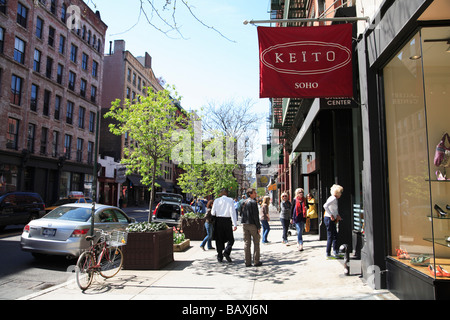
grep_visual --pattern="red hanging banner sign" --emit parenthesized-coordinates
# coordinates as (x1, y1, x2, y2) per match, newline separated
(258, 24, 353, 99)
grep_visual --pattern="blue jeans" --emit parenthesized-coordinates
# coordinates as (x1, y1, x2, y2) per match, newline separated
(261, 220, 270, 243)
(280, 218, 290, 242)
(324, 216, 338, 255)
(200, 222, 214, 249)
(295, 221, 305, 245)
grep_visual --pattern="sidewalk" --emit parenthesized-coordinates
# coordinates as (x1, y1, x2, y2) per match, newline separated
(18, 207, 398, 300)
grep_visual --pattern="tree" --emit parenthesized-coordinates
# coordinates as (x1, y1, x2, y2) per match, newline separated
(104, 86, 186, 222)
(174, 130, 239, 199)
(87, 0, 235, 42)
(202, 98, 262, 161)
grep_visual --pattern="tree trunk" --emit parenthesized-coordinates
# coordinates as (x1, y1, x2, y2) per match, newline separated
(148, 157, 158, 223)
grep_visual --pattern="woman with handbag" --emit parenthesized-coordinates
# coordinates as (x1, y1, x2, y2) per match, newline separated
(291, 188, 307, 251)
(260, 196, 271, 243)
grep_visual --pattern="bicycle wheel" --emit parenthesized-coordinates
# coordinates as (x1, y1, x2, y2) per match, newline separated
(99, 247, 123, 278)
(76, 251, 95, 290)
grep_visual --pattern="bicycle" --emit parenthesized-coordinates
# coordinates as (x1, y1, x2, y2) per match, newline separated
(75, 229, 127, 290)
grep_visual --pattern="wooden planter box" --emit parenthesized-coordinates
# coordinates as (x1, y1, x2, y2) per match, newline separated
(180, 218, 206, 240)
(122, 228, 174, 270)
(173, 239, 190, 252)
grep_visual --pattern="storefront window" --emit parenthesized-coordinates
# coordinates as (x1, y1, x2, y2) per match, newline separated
(384, 26, 450, 277)
(0, 165, 18, 193)
(59, 171, 70, 198)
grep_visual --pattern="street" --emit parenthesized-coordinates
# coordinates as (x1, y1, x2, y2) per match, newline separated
(0, 207, 149, 300)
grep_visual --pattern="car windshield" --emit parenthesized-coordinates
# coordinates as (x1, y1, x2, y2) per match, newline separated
(44, 207, 92, 222)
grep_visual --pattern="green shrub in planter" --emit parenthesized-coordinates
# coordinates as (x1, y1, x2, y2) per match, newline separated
(180, 212, 206, 240)
(126, 221, 168, 233)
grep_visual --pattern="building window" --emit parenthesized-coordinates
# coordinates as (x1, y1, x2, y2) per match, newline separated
(50, 0, 57, 15)
(61, 3, 66, 23)
(64, 134, 72, 159)
(127, 68, 131, 81)
(46, 56, 53, 79)
(7, 118, 19, 150)
(70, 44, 77, 63)
(78, 106, 85, 129)
(0, 27, 4, 53)
(17, 3, 28, 28)
(52, 130, 59, 157)
(89, 111, 95, 133)
(40, 127, 48, 155)
(90, 85, 97, 103)
(66, 100, 74, 124)
(36, 17, 43, 39)
(33, 49, 41, 72)
(68, 71, 76, 91)
(43, 90, 50, 116)
(30, 84, 38, 112)
(11, 74, 23, 105)
(0, 0, 7, 15)
(57, 64, 63, 84)
(27, 123, 36, 153)
(92, 60, 98, 77)
(76, 138, 83, 162)
(48, 26, 55, 47)
(14, 37, 25, 64)
(59, 35, 65, 54)
(81, 52, 88, 70)
(80, 78, 86, 97)
(54, 95, 61, 120)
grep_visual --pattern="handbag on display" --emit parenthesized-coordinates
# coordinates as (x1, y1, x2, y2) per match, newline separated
(434, 133, 450, 167)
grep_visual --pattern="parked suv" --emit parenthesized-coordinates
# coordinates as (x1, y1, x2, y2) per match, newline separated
(152, 192, 193, 226)
(0, 192, 46, 231)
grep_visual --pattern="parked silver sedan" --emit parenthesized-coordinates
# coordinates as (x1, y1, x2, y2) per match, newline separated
(20, 203, 135, 259)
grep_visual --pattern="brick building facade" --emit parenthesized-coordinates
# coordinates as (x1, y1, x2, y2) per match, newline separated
(0, 0, 107, 205)
(100, 40, 176, 207)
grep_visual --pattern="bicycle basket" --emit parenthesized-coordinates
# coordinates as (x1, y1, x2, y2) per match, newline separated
(106, 230, 128, 247)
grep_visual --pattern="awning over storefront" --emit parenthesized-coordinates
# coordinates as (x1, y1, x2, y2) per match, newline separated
(292, 99, 319, 152)
(156, 178, 174, 191)
(127, 175, 144, 187)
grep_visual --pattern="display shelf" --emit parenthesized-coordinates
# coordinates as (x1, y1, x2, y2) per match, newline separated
(391, 256, 450, 280)
(423, 238, 450, 248)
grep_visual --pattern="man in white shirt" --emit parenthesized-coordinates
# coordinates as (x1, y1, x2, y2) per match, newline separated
(211, 188, 237, 262)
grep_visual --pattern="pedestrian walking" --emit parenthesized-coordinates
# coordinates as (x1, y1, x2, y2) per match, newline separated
(260, 196, 271, 244)
(211, 188, 237, 262)
(323, 184, 344, 258)
(279, 192, 291, 245)
(305, 193, 318, 232)
(200, 200, 215, 251)
(291, 188, 307, 251)
(241, 188, 262, 267)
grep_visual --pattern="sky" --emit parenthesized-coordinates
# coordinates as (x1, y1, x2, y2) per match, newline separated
(86, 0, 272, 164)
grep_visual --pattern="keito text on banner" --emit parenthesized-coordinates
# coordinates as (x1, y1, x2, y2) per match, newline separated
(258, 24, 353, 99)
